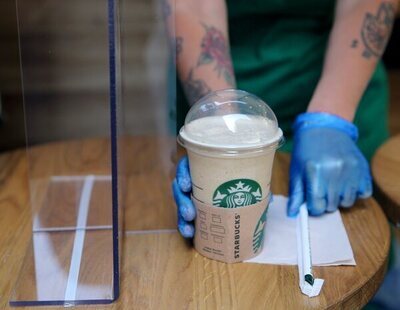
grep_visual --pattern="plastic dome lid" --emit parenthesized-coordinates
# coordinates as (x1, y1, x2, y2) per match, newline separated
(178, 89, 284, 155)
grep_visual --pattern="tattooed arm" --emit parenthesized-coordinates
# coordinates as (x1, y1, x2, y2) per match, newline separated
(307, 0, 398, 121)
(172, 0, 236, 105)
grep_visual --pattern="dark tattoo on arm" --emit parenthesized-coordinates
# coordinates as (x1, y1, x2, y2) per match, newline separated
(183, 69, 211, 104)
(161, 0, 171, 20)
(197, 23, 235, 86)
(357, 2, 395, 59)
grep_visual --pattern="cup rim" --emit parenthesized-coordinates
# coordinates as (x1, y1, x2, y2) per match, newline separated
(178, 129, 285, 158)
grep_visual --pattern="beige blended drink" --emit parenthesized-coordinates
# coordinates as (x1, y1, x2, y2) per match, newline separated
(181, 114, 278, 207)
(178, 89, 283, 263)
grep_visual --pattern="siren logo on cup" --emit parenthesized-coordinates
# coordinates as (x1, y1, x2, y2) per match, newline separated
(253, 206, 269, 253)
(212, 179, 262, 208)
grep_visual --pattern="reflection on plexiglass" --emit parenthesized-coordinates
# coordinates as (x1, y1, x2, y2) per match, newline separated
(32, 176, 113, 231)
(32, 231, 111, 302)
(11, 176, 115, 305)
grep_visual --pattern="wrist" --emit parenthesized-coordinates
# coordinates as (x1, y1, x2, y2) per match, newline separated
(307, 77, 360, 122)
(293, 112, 359, 141)
(307, 105, 355, 122)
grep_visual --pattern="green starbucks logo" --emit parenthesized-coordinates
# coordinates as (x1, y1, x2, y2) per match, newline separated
(253, 205, 268, 253)
(213, 179, 262, 208)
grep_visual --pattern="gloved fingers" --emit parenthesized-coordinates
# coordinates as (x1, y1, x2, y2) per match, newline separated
(177, 211, 195, 238)
(306, 185, 327, 216)
(174, 179, 195, 238)
(176, 156, 192, 193)
(340, 183, 358, 207)
(305, 163, 327, 216)
(287, 171, 304, 217)
(326, 190, 340, 213)
(357, 154, 372, 199)
(172, 179, 196, 221)
(325, 162, 344, 212)
(340, 156, 365, 207)
(358, 173, 373, 199)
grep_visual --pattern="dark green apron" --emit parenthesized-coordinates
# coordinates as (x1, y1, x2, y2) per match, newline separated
(175, 0, 389, 161)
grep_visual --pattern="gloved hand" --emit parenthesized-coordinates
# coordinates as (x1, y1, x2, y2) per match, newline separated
(287, 112, 372, 217)
(172, 156, 196, 238)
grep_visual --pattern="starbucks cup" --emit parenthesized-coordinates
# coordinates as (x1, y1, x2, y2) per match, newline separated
(178, 89, 284, 263)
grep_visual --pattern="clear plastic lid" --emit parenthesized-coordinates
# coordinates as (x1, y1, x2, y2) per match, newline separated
(178, 89, 284, 156)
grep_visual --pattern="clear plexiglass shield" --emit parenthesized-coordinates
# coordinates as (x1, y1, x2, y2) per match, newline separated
(10, 0, 178, 307)
(10, 0, 121, 306)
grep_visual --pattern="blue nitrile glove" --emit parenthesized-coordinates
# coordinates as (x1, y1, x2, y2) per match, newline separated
(172, 156, 196, 238)
(287, 112, 372, 217)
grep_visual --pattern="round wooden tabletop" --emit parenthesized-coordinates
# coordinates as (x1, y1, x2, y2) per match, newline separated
(372, 135, 400, 226)
(0, 137, 391, 309)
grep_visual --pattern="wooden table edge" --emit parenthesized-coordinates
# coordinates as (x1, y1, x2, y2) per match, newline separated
(371, 135, 400, 225)
(335, 242, 389, 309)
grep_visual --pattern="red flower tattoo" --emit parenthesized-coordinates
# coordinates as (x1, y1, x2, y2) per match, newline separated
(197, 24, 234, 86)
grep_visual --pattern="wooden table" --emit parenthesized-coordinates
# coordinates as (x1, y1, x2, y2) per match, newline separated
(372, 135, 400, 226)
(0, 137, 390, 309)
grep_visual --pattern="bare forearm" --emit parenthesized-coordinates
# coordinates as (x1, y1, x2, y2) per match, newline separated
(172, 0, 236, 105)
(308, 0, 398, 121)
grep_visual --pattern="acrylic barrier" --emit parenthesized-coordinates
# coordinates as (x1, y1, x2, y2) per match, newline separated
(10, 0, 122, 306)
(10, 0, 178, 306)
